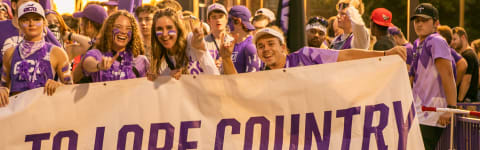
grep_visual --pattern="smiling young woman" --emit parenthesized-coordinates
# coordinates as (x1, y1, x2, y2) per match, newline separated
(0, 1, 71, 107)
(80, 10, 149, 83)
(148, 8, 219, 80)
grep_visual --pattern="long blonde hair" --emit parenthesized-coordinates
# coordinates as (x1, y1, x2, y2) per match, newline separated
(95, 10, 144, 57)
(150, 8, 188, 73)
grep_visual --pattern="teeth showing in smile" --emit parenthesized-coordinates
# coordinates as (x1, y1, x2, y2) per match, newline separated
(117, 35, 127, 40)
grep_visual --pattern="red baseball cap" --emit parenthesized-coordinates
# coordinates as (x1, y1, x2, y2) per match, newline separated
(370, 8, 393, 27)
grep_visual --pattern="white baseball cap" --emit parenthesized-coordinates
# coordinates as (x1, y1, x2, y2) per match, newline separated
(255, 8, 276, 22)
(18, 1, 45, 19)
(253, 28, 285, 45)
(207, 3, 227, 17)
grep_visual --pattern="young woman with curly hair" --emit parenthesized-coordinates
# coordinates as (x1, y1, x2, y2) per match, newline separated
(80, 10, 149, 82)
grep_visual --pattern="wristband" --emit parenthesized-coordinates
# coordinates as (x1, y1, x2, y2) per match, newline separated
(447, 105, 457, 109)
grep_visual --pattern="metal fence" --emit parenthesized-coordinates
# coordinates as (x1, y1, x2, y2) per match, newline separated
(436, 115, 480, 150)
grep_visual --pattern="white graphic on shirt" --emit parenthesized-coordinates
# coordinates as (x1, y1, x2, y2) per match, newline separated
(2, 36, 23, 55)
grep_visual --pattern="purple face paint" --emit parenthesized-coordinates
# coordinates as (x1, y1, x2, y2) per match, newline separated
(113, 28, 132, 41)
(35, 22, 42, 26)
(127, 31, 132, 39)
(168, 30, 176, 36)
(113, 28, 121, 37)
(22, 23, 28, 28)
(155, 31, 163, 36)
(61, 64, 69, 72)
(155, 30, 177, 37)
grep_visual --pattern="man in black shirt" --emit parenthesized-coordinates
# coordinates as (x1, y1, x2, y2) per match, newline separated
(452, 27, 478, 102)
(370, 8, 395, 51)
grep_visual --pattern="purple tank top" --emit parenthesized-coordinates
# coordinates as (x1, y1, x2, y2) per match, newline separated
(10, 43, 54, 93)
(83, 49, 137, 82)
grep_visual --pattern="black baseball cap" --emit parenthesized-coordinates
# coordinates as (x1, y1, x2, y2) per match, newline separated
(410, 3, 439, 21)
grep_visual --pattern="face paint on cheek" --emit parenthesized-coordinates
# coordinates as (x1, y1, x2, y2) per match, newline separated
(127, 31, 132, 39)
(112, 28, 121, 41)
(168, 30, 177, 36)
(61, 64, 70, 72)
(155, 31, 163, 37)
(35, 22, 42, 27)
(22, 23, 28, 28)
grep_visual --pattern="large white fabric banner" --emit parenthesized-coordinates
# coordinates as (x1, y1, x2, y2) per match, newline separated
(0, 56, 424, 150)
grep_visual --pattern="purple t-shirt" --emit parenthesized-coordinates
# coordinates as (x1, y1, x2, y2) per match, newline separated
(410, 33, 456, 127)
(450, 48, 462, 63)
(285, 47, 339, 68)
(82, 49, 148, 82)
(232, 36, 261, 73)
(404, 42, 414, 66)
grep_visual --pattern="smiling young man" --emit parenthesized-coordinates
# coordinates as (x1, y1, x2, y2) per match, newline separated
(408, 3, 457, 150)
(218, 26, 405, 74)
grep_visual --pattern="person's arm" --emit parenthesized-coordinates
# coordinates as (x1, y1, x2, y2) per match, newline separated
(64, 32, 92, 61)
(337, 46, 406, 62)
(190, 22, 206, 51)
(346, 7, 370, 49)
(458, 74, 471, 101)
(435, 58, 457, 106)
(82, 50, 118, 73)
(52, 47, 73, 84)
(0, 47, 14, 107)
(43, 47, 70, 96)
(456, 58, 467, 86)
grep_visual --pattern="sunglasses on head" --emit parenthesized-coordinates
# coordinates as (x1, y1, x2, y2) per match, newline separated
(307, 17, 328, 27)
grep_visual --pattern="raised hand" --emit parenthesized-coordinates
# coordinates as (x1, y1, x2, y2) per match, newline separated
(219, 32, 238, 60)
(98, 52, 120, 71)
(191, 20, 206, 51)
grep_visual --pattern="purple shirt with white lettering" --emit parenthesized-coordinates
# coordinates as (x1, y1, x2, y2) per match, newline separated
(232, 36, 261, 73)
(284, 46, 339, 68)
(410, 33, 456, 127)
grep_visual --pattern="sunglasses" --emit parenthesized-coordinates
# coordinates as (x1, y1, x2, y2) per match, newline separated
(338, 3, 349, 10)
(307, 17, 328, 27)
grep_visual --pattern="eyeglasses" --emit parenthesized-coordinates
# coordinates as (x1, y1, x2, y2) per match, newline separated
(307, 17, 328, 27)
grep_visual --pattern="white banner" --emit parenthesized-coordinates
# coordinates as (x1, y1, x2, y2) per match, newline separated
(0, 56, 424, 150)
